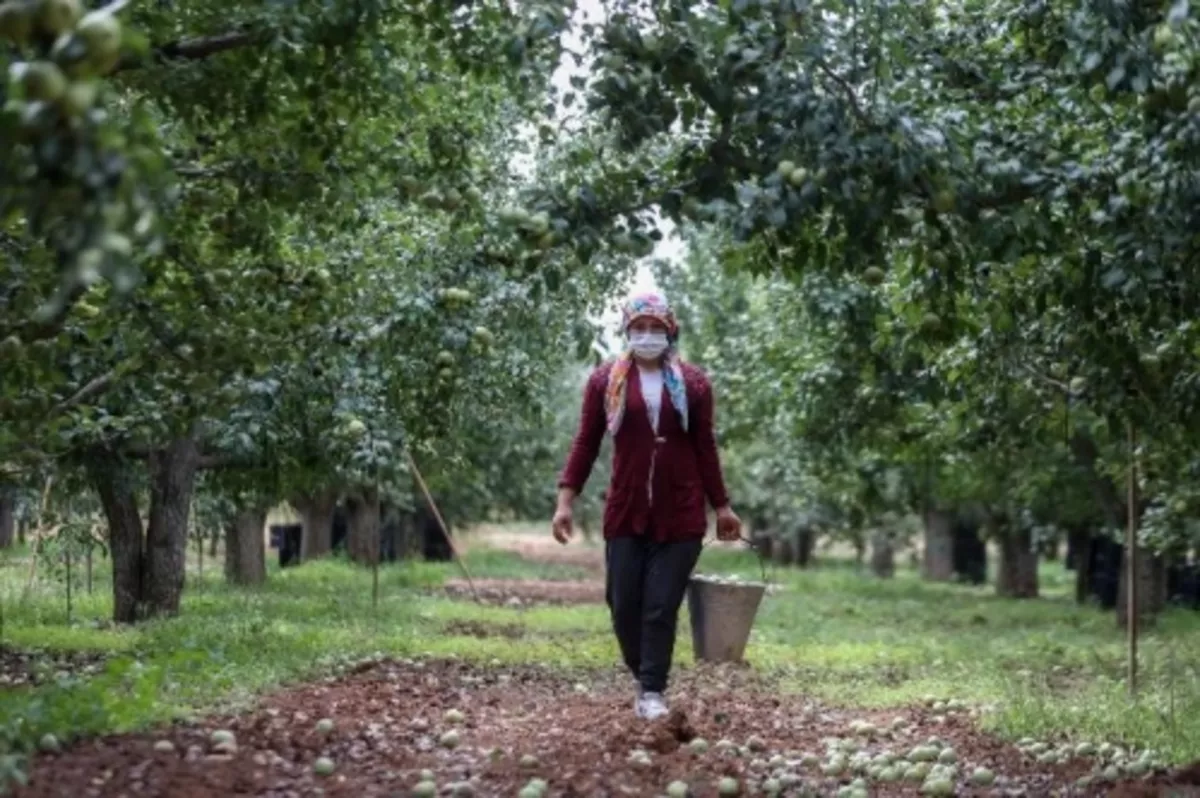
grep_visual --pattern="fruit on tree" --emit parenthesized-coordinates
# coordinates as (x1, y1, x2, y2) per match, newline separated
(1068, 376, 1086, 395)
(0, 1, 34, 45)
(0, 335, 24, 358)
(717, 776, 740, 796)
(498, 207, 529, 225)
(435, 350, 455, 367)
(59, 79, 97, 116)
(21, 61, 68, 102)
(776, 160, 796, 177)
(344, 418, 367, 437)
(931, 189, 956, 214)
(471, 326, 494, 347)
(1153, 23, 1175, 51)
(36, 0, 79, 36)
(439, 287, 474, 306)
(919, 312, 942, 334)
(76, 8, 121, 60)
(788, 166, 809, 187)
(862, 266, 885, 285)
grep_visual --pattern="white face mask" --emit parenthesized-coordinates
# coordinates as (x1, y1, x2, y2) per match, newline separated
(629, 331, 669, 360)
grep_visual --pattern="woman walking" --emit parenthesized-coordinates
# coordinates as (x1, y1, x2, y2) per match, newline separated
(552, 291, 741, 720)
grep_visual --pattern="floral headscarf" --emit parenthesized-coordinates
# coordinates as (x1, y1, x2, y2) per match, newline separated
(605, 291, 689, 435)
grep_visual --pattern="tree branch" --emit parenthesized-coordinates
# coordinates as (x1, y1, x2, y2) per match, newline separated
(115, 30, 269, 73)
(53, 368, 119, 414)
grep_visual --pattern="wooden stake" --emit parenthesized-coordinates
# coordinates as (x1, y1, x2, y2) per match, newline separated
(21, 477, 55, 599)
(65, 547, 73, 623)
(1127, 420, 1139, 698)
(403, 448, 481, 604)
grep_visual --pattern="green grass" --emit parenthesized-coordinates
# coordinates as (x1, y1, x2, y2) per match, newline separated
(2, 536, 1199, 769)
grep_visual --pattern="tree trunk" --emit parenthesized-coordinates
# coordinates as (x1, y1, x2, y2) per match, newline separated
(295, 490, 336, 560)
(0, 488, 14, 549)
(1117, 546, 1163, 628)
(143, 438, 201, 618)
(17, 517, 27, 545)
(1065, 524, 1090, 572)
(394, 509, 418, 559)
(1073, 531, 1095, 603)
(869, 529, 895, 578)
(225, 505, 268, 586)
(922, 509, 955, 581)
(420, 503, 453, 562)
(851, 531, 866, 567)
(773, 533, 795, 566)
(994, 517, 1039, 598)
(88, 450, 146, 624)
(208, 528, 219, 558)
(952, 518, 988, 585)
(795, 527, 815, 568)
(345, 487, 380, 566)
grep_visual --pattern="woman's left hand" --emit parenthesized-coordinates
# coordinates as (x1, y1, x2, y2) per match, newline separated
(715, 506, 742, 542)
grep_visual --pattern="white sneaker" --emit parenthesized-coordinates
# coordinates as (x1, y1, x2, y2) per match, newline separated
(635, 691, 669, 720)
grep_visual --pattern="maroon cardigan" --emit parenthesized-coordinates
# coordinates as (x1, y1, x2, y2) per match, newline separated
(558, 360, 730, 542)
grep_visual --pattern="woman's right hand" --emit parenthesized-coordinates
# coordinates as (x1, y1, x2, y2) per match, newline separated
(551, 504, 573, 544)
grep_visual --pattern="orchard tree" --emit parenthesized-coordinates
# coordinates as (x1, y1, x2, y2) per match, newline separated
(572, 0, 1200, 617)
(0, 0, 625, 622)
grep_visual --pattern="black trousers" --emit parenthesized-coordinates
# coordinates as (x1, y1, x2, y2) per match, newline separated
(605, 535, 703, 694)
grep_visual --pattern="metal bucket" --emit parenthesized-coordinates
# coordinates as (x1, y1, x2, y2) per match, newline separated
(686, 576, 766, 664)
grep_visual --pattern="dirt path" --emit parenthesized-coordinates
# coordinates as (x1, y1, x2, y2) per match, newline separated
(466, 529, 606, 572)
(442, 578, 606, 606)
(16, 659, 1195, 797)
(448, 529, 608, 605)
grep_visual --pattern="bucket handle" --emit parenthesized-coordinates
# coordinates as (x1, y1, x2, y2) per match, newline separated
(702, 532, 774, 589)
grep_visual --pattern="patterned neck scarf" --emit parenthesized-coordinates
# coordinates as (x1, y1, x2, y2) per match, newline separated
(605, 292, 689, 436)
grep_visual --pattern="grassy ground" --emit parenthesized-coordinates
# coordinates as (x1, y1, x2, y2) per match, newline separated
(1, 532, 1199, 768)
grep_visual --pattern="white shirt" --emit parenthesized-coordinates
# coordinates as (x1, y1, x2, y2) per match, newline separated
(638, 365, 664, 434)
